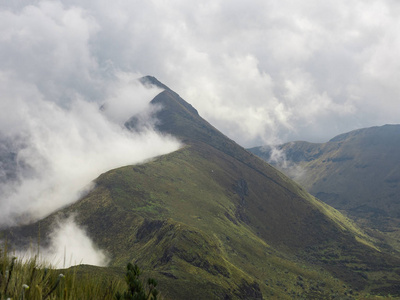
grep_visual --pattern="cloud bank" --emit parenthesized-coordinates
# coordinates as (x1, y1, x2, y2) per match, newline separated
(2, 0, 400, 148)
(17, 216, 109, 268)
(45, 216, 109, 268)
(0, 86, 180, 227)
(0, 1, 183, 266)
(0, 2, 182, 228)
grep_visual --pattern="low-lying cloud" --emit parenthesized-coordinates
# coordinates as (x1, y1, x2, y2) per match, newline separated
(0, 76, 180, 227)
(0, 0, 184, 267)
(0, 2, 182, 227)
(2, 0, 400, 148)
(258, 145, 306, 182)
(45, 216, 110, 268)
(15, 216, 109, 268)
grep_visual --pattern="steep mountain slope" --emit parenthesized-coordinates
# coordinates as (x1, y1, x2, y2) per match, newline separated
(4, 79, 400, 299)
(249, 125, 400, 225)
(249, 125, 400, 253)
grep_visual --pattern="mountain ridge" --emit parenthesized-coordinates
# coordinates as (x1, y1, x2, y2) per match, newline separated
(249, 124, 400, 252)
(248, 124, 400, 220)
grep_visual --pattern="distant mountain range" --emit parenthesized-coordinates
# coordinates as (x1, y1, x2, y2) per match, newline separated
(249, 124, 400, 249)
(3, 78, 400, 299)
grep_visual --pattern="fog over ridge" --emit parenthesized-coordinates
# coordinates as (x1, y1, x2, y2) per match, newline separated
(2, 0, 400, 147)
(15, 215, 110, 269)
(0, 74, 181, 228)
(0, 69, 181, 266)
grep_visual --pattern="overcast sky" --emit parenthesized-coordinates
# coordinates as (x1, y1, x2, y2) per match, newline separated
(1, 0, 399, 147)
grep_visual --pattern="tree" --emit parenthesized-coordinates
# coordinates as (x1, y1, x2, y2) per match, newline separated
(115, 263, 159, 300)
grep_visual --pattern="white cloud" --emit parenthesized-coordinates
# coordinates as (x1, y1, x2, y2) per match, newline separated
(131, 0, 399, 145)
(0, 73, 181, 227)
(0, 1, 101, 104)
(45, 216, 109, 268)
(0, 1, 185, 228)
(15, 216, 109, 268)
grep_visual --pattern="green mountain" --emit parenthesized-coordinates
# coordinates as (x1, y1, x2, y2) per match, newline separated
(249, 125, 400, 249)
(4, 79, 400, 299)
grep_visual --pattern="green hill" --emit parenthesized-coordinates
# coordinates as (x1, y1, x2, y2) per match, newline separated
(4, 79, 400, 299)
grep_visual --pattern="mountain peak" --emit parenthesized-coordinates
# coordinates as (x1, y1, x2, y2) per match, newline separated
(135, 78, 261, 168)
(139, 75, 171, 91)
(136, 77, 236, 148)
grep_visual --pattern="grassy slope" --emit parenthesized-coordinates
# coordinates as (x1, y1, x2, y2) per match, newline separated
(4, 79, 400, 298)
(8, 142, 400, 298)
(1, 146, 336, 298)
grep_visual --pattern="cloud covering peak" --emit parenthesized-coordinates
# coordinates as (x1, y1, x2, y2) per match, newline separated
(0, 2, 185, 227)
(2, 0, 400, 147)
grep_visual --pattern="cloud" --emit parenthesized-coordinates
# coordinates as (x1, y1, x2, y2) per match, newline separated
(0, 1, 101, 104)
(45, 216, 109, 268)
(158, 0, 400, 146)
(0, 1, 183, 227)
(258, 145, 306, 182)
(4, 0, 399, 147)
(15, 215, 109, 268)
(0, 74, 181, 227)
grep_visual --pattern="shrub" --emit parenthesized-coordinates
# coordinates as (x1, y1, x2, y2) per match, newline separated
(115, 263, 159, 300)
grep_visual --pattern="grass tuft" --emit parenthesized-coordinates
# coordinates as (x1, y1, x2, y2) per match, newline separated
(0, 244, 124, 300)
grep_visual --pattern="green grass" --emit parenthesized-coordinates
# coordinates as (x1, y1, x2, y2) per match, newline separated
(0, 244, 124, 300)
(5, 142, 400, 298)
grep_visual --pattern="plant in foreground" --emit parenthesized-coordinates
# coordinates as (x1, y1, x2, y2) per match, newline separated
(115, 263, 159, 300)
(0, 244, 122, 299)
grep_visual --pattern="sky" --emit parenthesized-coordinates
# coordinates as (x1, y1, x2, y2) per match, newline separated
(1, 0, 400, 147)
(1, 0, 400, 265)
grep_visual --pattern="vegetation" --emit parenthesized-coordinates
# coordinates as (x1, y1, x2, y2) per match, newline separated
(115, 263, 159, 300)
(0, 244, 123, 299)
(0, 244, 165, 300)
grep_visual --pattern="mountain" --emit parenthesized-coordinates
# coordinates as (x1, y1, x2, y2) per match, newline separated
(4, 79, 400, 299)
(0, 136, 23, 184)
(249, 125, 400, 249)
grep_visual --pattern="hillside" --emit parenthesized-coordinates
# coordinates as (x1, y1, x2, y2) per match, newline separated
(4, 79, 400, 299)
(249, 125, 400, 249)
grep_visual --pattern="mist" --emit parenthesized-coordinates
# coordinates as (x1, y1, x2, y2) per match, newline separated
(0, 77, 181, 227)
(16, 216, 110, 268)
(0, 0, 185, 267)
(260, 145, 306, 182)
(0, 73, 182, 269)
(0, 1, 182, 227)
(2, 0, 399, 147)
(46, 216, 109, 268)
